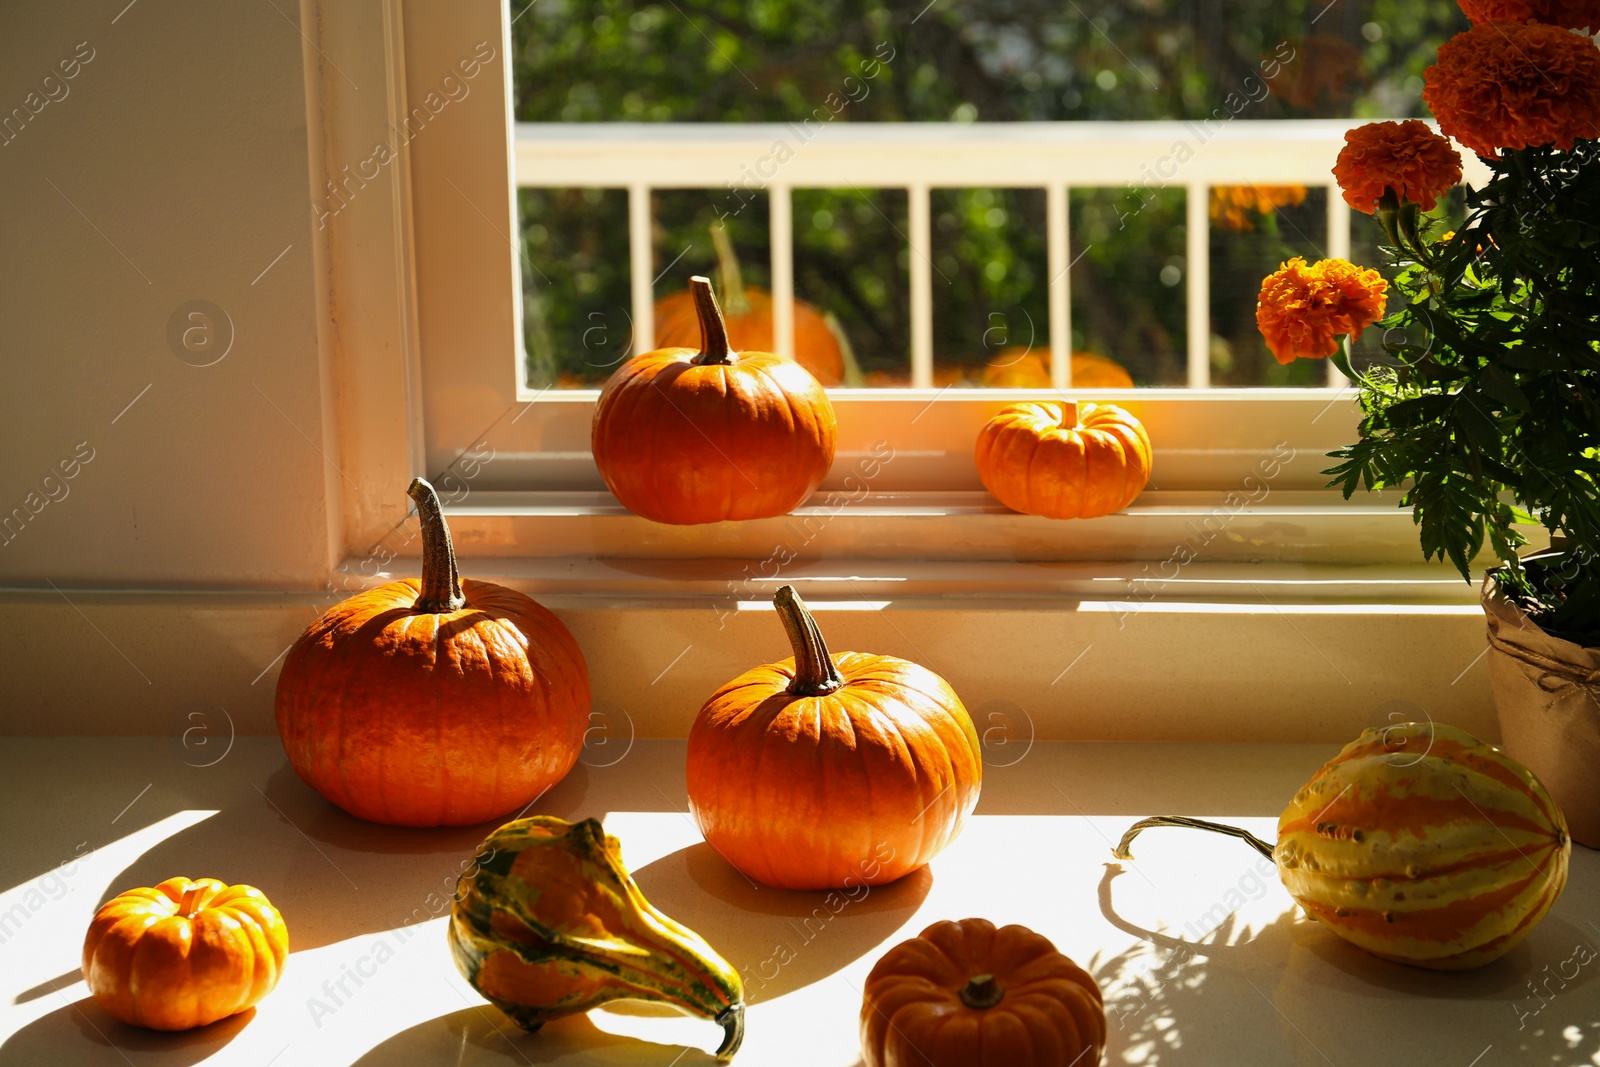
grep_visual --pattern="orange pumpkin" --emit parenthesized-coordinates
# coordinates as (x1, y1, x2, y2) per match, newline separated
(594, 276, 837, 525)
(653, 223, 845, 385)
(861, 918, 1106, 1067)
(975, 401, 1151, 519)
(686, 585, 982, 890)
(981, 348, 1135, 389)
(275, 478, 591, 826)
(83, 877, 288, 1031)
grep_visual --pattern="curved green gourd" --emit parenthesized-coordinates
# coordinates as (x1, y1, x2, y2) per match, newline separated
(449, 816, 745, 1060)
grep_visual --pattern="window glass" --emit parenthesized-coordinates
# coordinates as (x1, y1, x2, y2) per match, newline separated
(511, 1, 1468, 387)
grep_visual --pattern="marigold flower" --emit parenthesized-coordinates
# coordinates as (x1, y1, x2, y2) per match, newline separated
(1209, 184, 1308, 231)
(1256, 257, 1389, 364)
(1424, 21, 1600, 158)
(1332, 120, 1464, 213)
(1457, 0, 1600, 30)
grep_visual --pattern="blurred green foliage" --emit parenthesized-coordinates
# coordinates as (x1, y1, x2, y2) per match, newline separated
(512, 0, 1468, 387)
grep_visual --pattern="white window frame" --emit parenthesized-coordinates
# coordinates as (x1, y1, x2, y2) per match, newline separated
(311, 0, 1499, 582)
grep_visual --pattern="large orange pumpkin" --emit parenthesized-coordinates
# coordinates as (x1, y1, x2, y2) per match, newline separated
(686, 585, 982, 890)
(981, 348, 1135, 389)
(594, 276, 837, 525)
(653, 223, 845, 385)
(275, 478, 591, 826)
(975, 401, 1152, 519)
(1114, 722, 1571, 969)
(83, 877, 288, 1031)
(861, 918, 1105, 1067)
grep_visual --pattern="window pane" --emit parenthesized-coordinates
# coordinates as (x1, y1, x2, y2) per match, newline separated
(1208, 185, 1328, 388)
(519, 187, 630, 388)
(1070, 187, 1187, 387)
(1348, 185, 1467, 375)
(511, 3, 1464, 124)
(511, 1, 1473, 389)
(929, 188, 1051, 388)
(794, 188, 909, 386)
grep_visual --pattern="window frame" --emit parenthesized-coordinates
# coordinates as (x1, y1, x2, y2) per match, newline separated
(317, 0, 1495, 577)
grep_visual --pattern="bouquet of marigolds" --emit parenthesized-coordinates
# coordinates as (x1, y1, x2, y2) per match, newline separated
(1256, 0, 1600, 647)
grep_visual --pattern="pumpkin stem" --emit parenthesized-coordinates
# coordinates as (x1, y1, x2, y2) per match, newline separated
(688, 276, 737, 366)
(775, 585, 844, 696)
(1112, 815, 1276, 863)
(177, 880, 215, 917)
(408, 477, 466, 614)
(959, 974, 1005, 1010)
(709, 220, 750, 317)
(1055, 400, 1080, 429)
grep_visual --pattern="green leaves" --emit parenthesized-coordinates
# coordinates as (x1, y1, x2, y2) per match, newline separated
(1333, 140, 1600, 623)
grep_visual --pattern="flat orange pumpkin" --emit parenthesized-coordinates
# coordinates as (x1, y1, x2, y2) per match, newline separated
(594, 276, 837, 525)
(861, 918, 1106, 1067)
(686, 585, 982, 890)
(275, 478, 591, 826)
(82, 877, 288, 1031)
(975, 400, 1151, 519)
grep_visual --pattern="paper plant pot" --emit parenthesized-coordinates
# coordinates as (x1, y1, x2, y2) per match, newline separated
(1482, 569, 1600, 848)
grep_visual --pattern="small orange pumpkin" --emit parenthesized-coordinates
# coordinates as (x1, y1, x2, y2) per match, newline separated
(861, 918, 1106, 1067)
(653, 223, 846, 385)
(594, 276, 837, 525)
(975, 400, 1151, 519)
(83, 877, 288, 1031)
(981, 348, 1135, 389)
(686, 585, 982, 890)
(275, 478, 591, 826)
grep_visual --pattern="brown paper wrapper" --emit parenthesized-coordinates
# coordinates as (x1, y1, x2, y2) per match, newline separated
(1482, 570, 1600, 848)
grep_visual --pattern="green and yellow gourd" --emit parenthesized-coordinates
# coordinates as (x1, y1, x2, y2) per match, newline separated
(449, 816, 745, 1059)
(1114, 722, 1570, 970)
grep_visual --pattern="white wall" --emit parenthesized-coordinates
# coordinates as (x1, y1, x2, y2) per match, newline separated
(0, 0, 336, 589)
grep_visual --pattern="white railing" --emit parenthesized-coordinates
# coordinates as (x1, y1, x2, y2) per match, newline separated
(514, 121, 1486, 389)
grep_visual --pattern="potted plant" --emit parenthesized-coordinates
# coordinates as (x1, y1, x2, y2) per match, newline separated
(1253, 3, 1600, 844)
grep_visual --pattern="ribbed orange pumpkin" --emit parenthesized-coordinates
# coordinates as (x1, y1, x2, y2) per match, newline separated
(1115, 722, 1571, 970)
(83, 878, 288, 1031)
(980, 348, 1135, 389)
(653, 223, 845, 385)
(686, 585, 982, 890)
(275, 479, 591, 827)
(975, 401, 1152, 519)
(594, 276, 837, 525)
(861, 918, 1105, 1067)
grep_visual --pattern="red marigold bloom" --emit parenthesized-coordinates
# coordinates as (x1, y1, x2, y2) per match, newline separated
(1333, 120, 1464, 213)
(1256, 257, 1389, 365)
(1457, 0, 1600, 31)
(1424, 21, 1600, 158)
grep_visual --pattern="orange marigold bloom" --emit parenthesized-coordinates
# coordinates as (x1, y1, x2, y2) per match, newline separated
(1424, 21, 1600, 158)
(1209, 184, 1308, 231)
(1256, 257, 1389, 365)
(1333, 120, 1464, 213)
(1457, 0, 1600, 30)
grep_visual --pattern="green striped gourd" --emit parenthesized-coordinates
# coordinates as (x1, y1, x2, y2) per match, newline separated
(449, 816, 745, 1058)
(1115, 722, 1569, 969)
